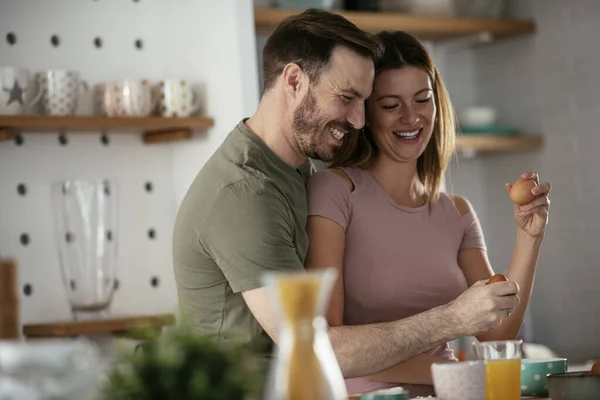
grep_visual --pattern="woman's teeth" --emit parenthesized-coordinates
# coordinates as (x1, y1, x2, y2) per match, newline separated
(329, 126, 345, 140)
(393, 129, 420, 139)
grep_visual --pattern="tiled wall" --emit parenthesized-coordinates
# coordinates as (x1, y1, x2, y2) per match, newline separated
(450, 0, 600, 362)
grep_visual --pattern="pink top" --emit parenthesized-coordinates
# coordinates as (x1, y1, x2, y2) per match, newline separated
(307, 167, 487, 397)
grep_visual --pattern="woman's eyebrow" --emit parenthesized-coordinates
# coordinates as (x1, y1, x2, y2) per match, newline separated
(375, 88, 432, 101)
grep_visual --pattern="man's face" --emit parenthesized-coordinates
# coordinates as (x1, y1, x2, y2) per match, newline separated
(292, 46, 374, 162)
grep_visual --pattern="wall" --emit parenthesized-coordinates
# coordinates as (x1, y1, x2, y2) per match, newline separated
(436, 45, 488, 228)
(0, 0, 258, 325)
(465, 0, 600, 362)
(171, 1, 260, 205)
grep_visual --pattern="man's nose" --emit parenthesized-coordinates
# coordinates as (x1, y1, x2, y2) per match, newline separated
(347, 102, 365, 130)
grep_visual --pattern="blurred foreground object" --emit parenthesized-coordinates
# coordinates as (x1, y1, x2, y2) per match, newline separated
(0, 339, 101, 400)
(0, 259, 19, 340)
(263, 268, 347, 400)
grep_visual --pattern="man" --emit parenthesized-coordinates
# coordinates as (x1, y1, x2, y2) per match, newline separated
(173, 9, 520, 379)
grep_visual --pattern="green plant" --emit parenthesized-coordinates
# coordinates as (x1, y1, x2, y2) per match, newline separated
(100, 323, 268, 400)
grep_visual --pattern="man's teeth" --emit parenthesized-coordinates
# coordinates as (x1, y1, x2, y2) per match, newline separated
(329, 126, 345, 140)
(393, 129, 420, 139)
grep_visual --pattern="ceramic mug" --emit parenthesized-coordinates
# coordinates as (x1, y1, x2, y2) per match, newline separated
(431, 361, 487, 400)
(101, 79, 155, 117)
(36, 70, 89, 116)
(0, 67, 43, 114)
(154, 79, 200, 117)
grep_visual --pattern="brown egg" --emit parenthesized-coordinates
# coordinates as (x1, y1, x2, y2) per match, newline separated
(592, 361, 600, 375)
(509, 179, 538, 206)
(486, 274, 508, 285)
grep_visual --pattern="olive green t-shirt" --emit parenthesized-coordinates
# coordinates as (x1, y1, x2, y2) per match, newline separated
(173, 119, 309, 343)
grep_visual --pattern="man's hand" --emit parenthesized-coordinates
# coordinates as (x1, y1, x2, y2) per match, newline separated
(447, 280, 520, 337)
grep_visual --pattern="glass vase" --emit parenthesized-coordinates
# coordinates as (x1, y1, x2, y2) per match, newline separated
(50, 179, 118, 321)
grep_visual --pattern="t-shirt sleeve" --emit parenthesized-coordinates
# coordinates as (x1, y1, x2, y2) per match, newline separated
(307, 169, 352, 230)
(460, 210, 487, 252)
(200, 180, 304, 293)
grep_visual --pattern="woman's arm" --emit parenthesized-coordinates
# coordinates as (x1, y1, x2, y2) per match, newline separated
(305, 214, 346, 326)
(453, 175, 550, 341)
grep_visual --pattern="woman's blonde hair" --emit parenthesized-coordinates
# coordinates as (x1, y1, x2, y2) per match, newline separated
(330, 30, 456, 203)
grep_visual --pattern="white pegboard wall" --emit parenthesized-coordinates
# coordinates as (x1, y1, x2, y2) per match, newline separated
(0, 128, 179, 324)
(0, 0, 179, 324)
(0, 0, 260, 325)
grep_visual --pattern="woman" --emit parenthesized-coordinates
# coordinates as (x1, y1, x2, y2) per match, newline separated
(305, 30, 551, 396)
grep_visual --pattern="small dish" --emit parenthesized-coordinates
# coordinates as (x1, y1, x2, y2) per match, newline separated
(547, 371, 600, 400)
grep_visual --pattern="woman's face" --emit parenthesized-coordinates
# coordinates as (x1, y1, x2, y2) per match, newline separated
(366, 66, 436, 164)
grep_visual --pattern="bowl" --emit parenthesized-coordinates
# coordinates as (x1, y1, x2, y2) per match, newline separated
(547, 371, 600, 400)
(458, 106, 497, 126)
(359, 387, 409, 400)
(431, 361, 486, 400)
(520, 357, 568, 397)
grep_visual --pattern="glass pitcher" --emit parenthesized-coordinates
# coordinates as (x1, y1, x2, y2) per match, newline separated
(263, 268, 347, 400)
(50, 179, 118, 321)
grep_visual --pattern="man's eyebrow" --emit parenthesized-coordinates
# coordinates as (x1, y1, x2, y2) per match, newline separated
(341, 88, 366, 98)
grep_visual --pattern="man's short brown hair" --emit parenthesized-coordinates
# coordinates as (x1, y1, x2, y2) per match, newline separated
(262, 9, 383, 92)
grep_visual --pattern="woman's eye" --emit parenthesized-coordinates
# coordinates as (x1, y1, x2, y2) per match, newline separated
(415, 97, 431, 104)
(382, 104, 399, 110)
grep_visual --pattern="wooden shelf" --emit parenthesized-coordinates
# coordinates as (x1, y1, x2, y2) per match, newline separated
(455, 135, 543, 154)
(254, 8, 535, 40)
(22, 313, 176, 338)
(0, 115, 214, 144)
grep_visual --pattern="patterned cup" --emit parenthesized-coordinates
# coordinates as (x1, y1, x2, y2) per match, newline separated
(100, 79, 155, 117)
(0, 66, 43, 114)
(154, 79, 200, 117)
(431, 361, 486, 400)
(36, 70, 88, 116)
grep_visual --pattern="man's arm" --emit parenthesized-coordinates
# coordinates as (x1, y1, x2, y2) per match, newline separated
(242, 287, 456, 378)
(243, 279, 520, 378)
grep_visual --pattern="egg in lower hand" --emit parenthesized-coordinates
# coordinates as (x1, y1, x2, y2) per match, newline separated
(509, 178, 538, 205)
(486, 274, 508, 284)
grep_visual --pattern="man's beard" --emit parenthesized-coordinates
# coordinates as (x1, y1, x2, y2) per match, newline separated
(292, 88, 349, 162)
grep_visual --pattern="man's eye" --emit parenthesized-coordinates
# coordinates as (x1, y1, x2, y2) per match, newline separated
(342, 95, 353, 101)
